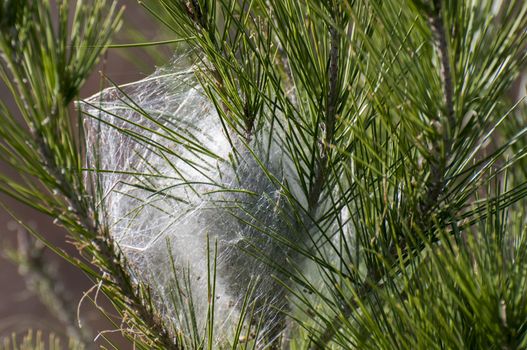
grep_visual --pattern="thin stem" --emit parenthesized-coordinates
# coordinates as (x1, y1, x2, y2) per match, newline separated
(430, 0, 455, 134)
(420, 0, 455, 215)
(307, 15, 347, 350)
(307, 24, 340, 214)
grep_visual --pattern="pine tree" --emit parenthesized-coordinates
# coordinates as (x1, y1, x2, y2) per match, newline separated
(1, 0, 527, 349)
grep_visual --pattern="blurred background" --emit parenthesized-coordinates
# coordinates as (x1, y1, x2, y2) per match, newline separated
(0, 1, 174, 348)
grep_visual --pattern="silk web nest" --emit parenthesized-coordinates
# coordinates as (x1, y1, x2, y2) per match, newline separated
(81, 59, 349, 347)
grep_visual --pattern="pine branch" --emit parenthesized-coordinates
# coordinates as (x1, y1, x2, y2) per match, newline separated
(307, 24, 340, 213)
(25, 87, 181, 349)
(39, 133, 180, 350)
(419, 0, 455, 216)
(27, 108, 181, 350)
(92, 238, 181, 350)
(312, 1, 458, 346)
(0, 2, 181, 348)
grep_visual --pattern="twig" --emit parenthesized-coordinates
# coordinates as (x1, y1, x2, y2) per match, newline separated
(311, 1, 456, 348)
(430, 1, 455, 134)
(307, 15, 347, 350)
(420, 0, 455, 216)
(307, 24, 340, 213)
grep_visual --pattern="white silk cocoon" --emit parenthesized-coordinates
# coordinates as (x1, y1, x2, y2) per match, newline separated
(81, 63, 300, 346)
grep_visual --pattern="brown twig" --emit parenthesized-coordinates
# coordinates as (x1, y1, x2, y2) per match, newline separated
(307, 24, 340, 214)
(420, 0, 455, 216)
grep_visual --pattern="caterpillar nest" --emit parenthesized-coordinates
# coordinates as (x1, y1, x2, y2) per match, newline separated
(81, 62, 309, 347)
